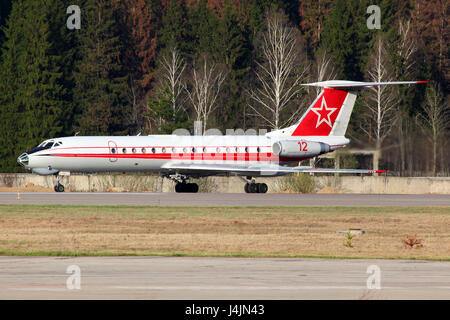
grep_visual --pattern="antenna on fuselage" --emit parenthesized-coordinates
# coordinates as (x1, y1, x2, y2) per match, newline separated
(74, 132, 79, 136)
(137, 132, 141, 136)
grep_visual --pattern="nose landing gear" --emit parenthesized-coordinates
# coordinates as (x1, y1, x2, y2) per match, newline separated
(53, 173, 65, 192)
(54, 183, 65, 193)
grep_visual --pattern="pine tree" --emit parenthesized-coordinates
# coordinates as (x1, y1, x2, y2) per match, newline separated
(0, 0, 65, 172)
(298, 0, 333, 56)
(47, 0, 83, 137)
(118, 0, 158, 133)
(158, 0, 188, 55)
(0, 0, 23, 172)
(186, 0, 219, 59)
(213, 1, 251, 129)
(411, 0, 448, 86)
(320, 0, 371, 80)
(147, 84, 191, 134)
(73, 0, 132, 136)
(0, 0, 12, 53)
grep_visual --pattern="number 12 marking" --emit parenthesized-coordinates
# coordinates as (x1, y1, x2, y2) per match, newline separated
(298, 141, 308, 152)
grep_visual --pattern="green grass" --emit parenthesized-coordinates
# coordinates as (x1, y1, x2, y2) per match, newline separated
(0, 249, 449, 261)
(1, 204, 448, 219)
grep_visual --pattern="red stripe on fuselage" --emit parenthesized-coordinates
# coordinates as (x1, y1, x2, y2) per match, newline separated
(47, 152, 308, 162)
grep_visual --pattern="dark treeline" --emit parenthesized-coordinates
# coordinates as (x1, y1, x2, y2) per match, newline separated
(0, 0, 448, 175)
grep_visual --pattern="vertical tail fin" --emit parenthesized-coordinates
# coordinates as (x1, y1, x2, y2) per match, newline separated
(291, 87, 356, 136)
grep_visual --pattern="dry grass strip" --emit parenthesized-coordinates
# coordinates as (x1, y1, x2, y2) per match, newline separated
(0, 205, 449, 260)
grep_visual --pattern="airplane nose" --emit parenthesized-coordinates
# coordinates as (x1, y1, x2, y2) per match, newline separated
(17, 153, 29, 167)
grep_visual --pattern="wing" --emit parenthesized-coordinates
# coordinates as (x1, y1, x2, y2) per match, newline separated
(162, 162, 386, 177)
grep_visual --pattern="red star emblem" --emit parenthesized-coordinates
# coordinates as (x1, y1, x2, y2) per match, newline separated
(311, 96, 337, 128)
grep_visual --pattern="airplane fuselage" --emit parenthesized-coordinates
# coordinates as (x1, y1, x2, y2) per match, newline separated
(20, 134, 349, 176)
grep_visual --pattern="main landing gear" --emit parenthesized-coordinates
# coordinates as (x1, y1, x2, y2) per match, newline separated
(175, 182, 199, 193)
(166, 174, 199, 193)
(244, 178, 268, 194)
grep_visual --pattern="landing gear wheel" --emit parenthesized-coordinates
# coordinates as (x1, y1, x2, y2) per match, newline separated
(190, 183, 199, 193)
(55, 184, 64, 192)
(175, 182, 199, 193)
(244, 182, 268, 193)
(258, 183, 268, 193)
(249, 183, 259, 193)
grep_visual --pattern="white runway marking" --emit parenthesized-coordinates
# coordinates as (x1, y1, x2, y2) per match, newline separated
(111, 285, 366, 290)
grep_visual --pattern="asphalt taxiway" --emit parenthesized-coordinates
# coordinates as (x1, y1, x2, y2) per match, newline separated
(1, 192, 449, 206)
(0, 256, 449, 299)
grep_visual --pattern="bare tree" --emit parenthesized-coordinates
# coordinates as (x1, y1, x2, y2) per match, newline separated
(397, 20, 417, 77)
(147, 46, 187, 133)
(185, 55, 226, 134)
(311, 48, 339, 95)
(396, 19, 418, 175)
(248, 10, 308, 130)
(159, 46, 187, 116)
(416, 85, 450, 176)
(360, 35, 398, 171)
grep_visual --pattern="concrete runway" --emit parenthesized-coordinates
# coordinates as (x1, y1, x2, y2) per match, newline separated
(1, 192, 449, 206)
(0, 256, 449, 299)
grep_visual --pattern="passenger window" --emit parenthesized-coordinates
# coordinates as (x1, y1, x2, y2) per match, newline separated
(122, 148, 127, 153)
(111, 148, 116, 154)
(152, 147, 156, 153)
(141, 148, 146, 153)
(132, 148, 137, 153)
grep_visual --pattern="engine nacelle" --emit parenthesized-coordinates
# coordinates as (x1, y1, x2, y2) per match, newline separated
(272, 140, 330, 158)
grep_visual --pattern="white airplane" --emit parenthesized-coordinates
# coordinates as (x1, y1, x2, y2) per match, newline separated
(17, 80, 427, 193)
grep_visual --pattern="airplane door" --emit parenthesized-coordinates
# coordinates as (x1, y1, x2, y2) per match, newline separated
(108, 140, 118, 162)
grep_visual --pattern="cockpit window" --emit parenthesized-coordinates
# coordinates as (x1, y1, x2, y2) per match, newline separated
(27, 140, 55, 154)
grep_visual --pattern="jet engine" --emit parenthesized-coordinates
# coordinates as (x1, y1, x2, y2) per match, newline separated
(272, 140, 330, 158)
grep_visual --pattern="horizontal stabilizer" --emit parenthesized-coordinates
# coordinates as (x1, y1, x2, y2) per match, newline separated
(302, 80, 429, 89)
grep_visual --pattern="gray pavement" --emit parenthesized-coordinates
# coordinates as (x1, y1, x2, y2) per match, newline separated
(1, 192, 449, 206)
(0, 256, 449, 299)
